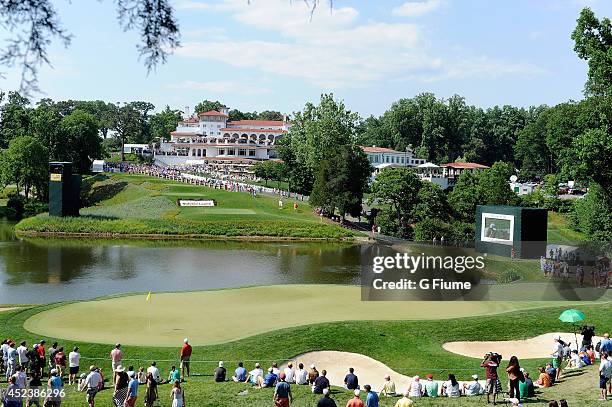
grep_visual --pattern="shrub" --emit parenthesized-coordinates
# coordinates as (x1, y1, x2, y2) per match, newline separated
(497, 269, 521, 284)
(6, 194, 25, 220)
(413, 218, 454, 242)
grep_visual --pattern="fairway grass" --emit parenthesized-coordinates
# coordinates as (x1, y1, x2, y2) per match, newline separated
(22, 285, 603, 347)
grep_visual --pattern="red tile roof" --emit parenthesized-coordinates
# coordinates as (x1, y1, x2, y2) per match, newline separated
(361, 146, 400, 154)
(441, 162, 489, 169)
(227, 120, 287, 127)
(198, 110, 228, 117)
(221, 128, 287, 133)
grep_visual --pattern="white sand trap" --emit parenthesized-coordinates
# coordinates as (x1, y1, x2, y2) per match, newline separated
(282, 351, 414, 391)
(0, 307, 18, 312)
(444, 332, 604, 360)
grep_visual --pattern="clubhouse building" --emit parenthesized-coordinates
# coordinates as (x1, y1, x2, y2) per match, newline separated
(155, 106, 291, 167)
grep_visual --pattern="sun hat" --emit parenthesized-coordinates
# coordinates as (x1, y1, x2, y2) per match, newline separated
(184, 338, 188, 343)
(354, 389, 360, 396)
(219, 361, 224, 367)
(128, 371, 135, 378)
(310, 364, 316, 369)
(472, 374, 479, 379)
(115, 365, 125, 372)
(323, 388, 330, 395)
(50, 369, 57, 375)
(255, 362, 261, 368)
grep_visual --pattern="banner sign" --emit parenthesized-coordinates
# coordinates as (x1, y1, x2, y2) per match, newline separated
(50, 173, 62, 182)
(178, 199, 215, 207)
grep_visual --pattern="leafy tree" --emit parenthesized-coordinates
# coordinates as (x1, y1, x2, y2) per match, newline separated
(59, 110, 102, 174)
(570, 184, 612, 240)
(228, 109, 257, 121)
(258, 110, 284, 121)
(573, 128, 612, 192)
(150, 106, 182, 141)
(572, 7, 612, 96)
(195, 100, 225, 114)
(252, 160, 284, 186)
(309, 146, 371, 220)
(413, 182, 448, 222)
(114, 104, 141, 161)
(476, 161, 519, 206)
(0, 136, 48, 200)
(447, 171, 481, 222)
(0, 91, 32, 147)
(514, 108, 551, 178)
(369, 168, 421, 236)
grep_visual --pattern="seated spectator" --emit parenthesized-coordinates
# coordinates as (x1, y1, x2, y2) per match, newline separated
(463, 374, 481, 396)
(363, 384, 378, 407)
(422, 373, 438, 397)
(295, 363, 308, 385)
(586, 346, 596, 364)
(317, 388, 337, 407)
(344, 367, 359, 390)
(346, 389, 364, 407)
(246, 362, 263, 386)
(545, 363, 556, 385)
(214, 361, 226, 382)
(147, 362, 162, 384)
(271, 362, 280, 376)
(442, 374, 461, 397)
(565, 350, 584, 370)
(260, 367, 277, 388)
(581, 351, 592, 366)
(312, 370, 330, 394)
(535, 367, 551, 388)
(380, 374, 396, 397)
(167, 365, 181, 384)
(393, 390, 414, 407)
(137, 367, 146, 385)
(308, 364, 319, 385)
(408, 376, 422, 397)
(519, 371, 535, 398)
(283, 363, 295, 384)
(232, 362, 247, 382)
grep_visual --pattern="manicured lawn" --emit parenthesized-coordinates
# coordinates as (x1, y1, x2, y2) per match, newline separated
(14, 174, 354, 239)
(2, 300, 611, 406)
(547, 212, 584, 245)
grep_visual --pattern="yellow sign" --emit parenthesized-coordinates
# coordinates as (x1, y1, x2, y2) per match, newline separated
(50, 173, 62, 182)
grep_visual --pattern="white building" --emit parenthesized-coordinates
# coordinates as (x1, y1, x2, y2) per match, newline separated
(510, 181, 539, 196)
(361, 146, 426, 168)
(417, 162, 489, 189)
(156, 107, 290, 166)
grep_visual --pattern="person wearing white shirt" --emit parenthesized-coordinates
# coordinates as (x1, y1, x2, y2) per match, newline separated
(408, 376, 422, 397)
(81, 365, 103, 407)
(599, 353, 612, 401)
(246, 362, 264, 385)
(1, 340, 9, 371)
(294, 363, 308, 385)
(16, 341, 29, 367)
(147, 361, 162, 383)
(13, 366, 27, 388)
(69, 347, 81, 385)
(283, 362, 295, 383)
(464, 374, 482, 396)
(552, 337, 564, 380)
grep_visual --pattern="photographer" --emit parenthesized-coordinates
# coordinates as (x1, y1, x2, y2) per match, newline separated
(481, 352, 502, 405)
(580, 325, 596, 349)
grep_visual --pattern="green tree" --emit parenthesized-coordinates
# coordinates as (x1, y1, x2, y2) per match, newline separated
(59, 110, 102, 174)
(253, 160, 284, 186)
(573, 128, 612, 192)
(150, 106, 183, 141)
(369, 168, 422, 236)
(0, 91, 31, 147)
(114, 104, 141, 161)
(0, 136, 48, 200)
(447, 171, 481, 222)
(195, 100, 225, 114)
(413, 182, 448, 222)
(309, 146, 371, 220)
(514, 108, 551, 178)
(258, 111, 284, 121)
(477, 161, 519, 206)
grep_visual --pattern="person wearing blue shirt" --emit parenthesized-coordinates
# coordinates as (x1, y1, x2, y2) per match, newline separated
(344, 368, 359, 390)
(601, 333, 612, 354)
(233, 362, 247, 382)
(262, 368, 278, 388)
(125, 372, 139, 407)
(364, 384, 379, 407)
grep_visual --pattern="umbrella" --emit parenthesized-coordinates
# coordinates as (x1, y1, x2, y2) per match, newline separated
(559, 309, 585, 349)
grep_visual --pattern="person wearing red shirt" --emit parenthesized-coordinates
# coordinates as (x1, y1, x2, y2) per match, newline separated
(345, 390, 364, 407)
(37, 340, 46, 375)
(180, 339, 192, 378)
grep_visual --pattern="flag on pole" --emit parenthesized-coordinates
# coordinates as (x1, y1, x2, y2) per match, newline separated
(146, 291, 152, 302)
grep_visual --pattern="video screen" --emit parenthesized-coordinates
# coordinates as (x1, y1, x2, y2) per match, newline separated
(481, 213, 514, 244)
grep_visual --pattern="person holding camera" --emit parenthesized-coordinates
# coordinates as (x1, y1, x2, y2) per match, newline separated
(481, 353, 501, 405)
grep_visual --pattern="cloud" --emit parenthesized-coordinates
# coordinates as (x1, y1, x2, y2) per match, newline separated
(168, 80, 273, 95)
(392, 0, 441, 17)
(174, 0, 544, 88)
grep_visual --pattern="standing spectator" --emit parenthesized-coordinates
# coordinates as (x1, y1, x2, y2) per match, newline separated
(601, 333, 612, 355)
(232, 362, 247, 382)
(213, 361, 226, 382)
(27, 371, 42, 407)
(68, 347, 80, 385)
(295, 363, 308, 385)
(143, 373, 158, 407)
(81, 366, 102, 407)
(344, 367, 359, 390)
(552, 337, 564, 381)
(481, 352, 500, 405)
(274, 372, 293, 407)
(3, 376, 21, 407)
(110, 344, 122, 384)
(112, 366, 129, 407)
(317, 388, 337, 407)
(180, 339, 192, 378)
(48, 342, 58, 373)
(1, 339, 9, 373)
(346, 389, 364, 407)
(506, 356, 522, 401)
(599, 352, 612, 401)
(45, 369, 63, 407)
(124, 371, 139, 407)
(36, 340, 45, 376)
(6, 342, 17, 380)
(170, 380, 185, 407)
(363, 384, 379, 407)
(12, 365, 27, 389)
(16, 341, 28, 370)
(54, 347, 66, 379)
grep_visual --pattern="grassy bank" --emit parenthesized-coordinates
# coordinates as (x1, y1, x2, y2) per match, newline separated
(2, 301, 610, 406)
(14, 174, 355, 240)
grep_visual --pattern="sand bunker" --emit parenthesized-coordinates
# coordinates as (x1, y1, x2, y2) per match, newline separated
(282, 351, 413, 390)
(444, 332, 604, 360)
(0, 307, 18, 312)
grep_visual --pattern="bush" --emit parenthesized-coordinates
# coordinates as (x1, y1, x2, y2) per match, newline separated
(6, 194, 25, 220)
(413, 218, 454, 242)
(497, 269, 521, 284)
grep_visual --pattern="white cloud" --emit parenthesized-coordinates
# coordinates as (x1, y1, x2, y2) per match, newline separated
(174, 0, 544, 88)
(392, 0, 441, 17)
(168, 80, 273, 95)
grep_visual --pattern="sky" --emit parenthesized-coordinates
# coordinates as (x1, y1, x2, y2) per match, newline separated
(1, 0, 611, 117)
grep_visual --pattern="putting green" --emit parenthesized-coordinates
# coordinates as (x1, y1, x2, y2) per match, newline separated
(23, 285, 584, 347)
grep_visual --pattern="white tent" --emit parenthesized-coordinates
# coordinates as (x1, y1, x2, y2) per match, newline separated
(92, 160, 105, 173)
(417, 162, 440, 168)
